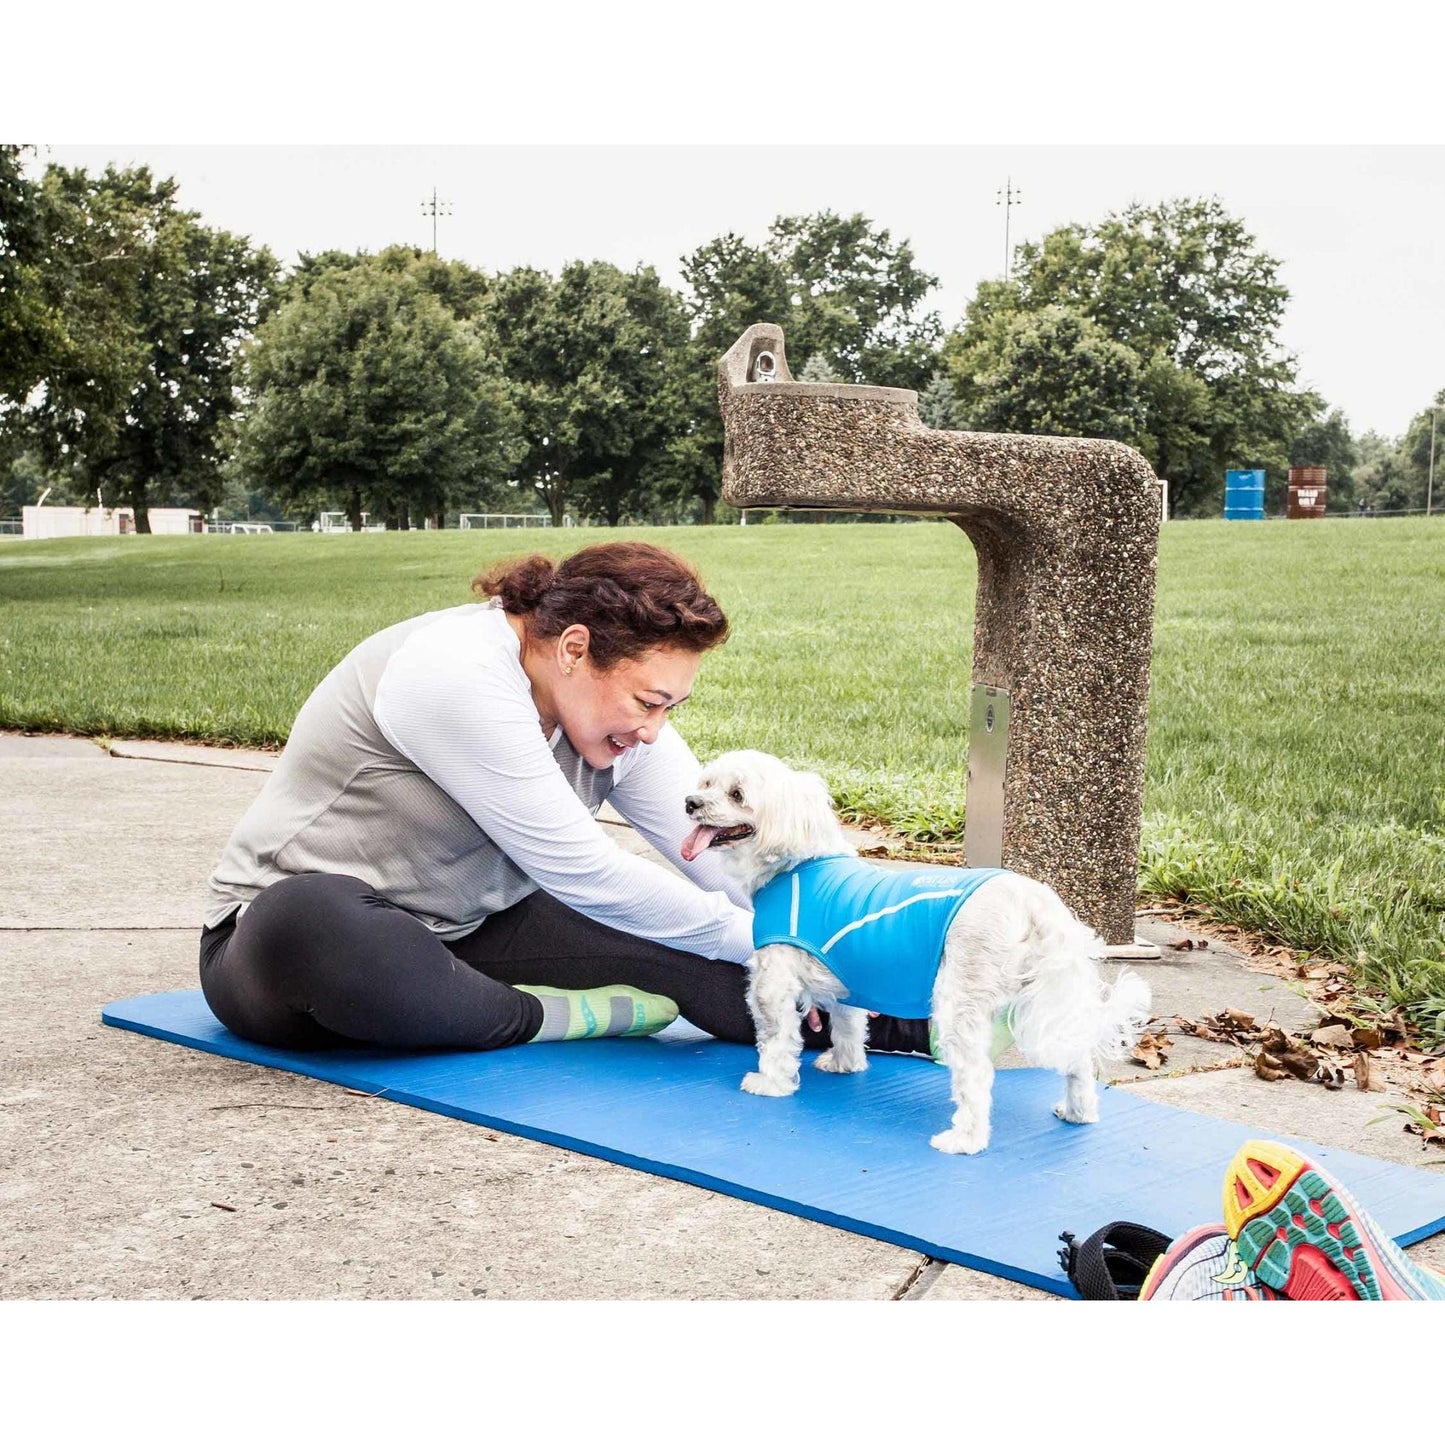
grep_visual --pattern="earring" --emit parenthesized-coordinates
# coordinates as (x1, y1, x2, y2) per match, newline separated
(564, 666, 573, 676)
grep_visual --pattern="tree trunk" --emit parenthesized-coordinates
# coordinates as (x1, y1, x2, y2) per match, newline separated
(348, 488, 363, 532)
(129, 478, 151, 534)
(431, 510, 444, 530)
(398, 499, 410, 531)
(546, 486, 566, 528)
(701, 493, 716, 526)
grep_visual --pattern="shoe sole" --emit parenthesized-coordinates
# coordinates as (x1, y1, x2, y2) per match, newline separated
(1138, 1223, 1279, 1301)
(1222, 1139, 1439, 1301)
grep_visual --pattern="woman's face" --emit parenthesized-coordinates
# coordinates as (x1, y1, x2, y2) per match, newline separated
(557, 639, 702, 770)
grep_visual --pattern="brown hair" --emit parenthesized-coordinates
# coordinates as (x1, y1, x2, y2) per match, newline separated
(473, 542, 730, 670)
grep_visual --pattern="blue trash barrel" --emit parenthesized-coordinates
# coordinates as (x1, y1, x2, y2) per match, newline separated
(1225, 469, 1266, 520)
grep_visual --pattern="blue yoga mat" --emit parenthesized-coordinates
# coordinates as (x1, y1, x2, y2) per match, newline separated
(104, 989, 1445, 1297)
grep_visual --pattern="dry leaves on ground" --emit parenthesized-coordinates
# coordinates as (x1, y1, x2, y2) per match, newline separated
(1131, 1031, 1174, 1070)
(1138, 914, 1445, 1115)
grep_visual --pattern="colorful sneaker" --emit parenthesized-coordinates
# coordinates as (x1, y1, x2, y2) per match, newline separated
(1223, 1139, 1445, 1301)
(1137, 1224, 1281, 1301)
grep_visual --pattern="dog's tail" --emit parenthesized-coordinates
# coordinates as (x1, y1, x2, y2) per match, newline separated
(1005, 889, 1152, 1072)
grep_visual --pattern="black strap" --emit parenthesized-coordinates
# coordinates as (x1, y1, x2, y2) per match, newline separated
(1058, 1222, 1173, 1301)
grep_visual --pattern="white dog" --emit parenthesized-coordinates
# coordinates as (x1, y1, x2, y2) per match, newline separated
(681, 749, 1151, 1155)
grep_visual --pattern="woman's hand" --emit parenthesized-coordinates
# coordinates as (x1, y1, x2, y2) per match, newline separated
(805, 1006, 878, 1032)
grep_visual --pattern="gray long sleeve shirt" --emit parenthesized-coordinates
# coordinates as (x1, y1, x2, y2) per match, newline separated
(206, 600, 754, 960)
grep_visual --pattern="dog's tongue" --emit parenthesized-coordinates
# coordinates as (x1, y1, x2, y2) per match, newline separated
(680, 823, 719, 862)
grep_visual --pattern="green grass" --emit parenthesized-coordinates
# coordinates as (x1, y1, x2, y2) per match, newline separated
(2, 519, 1442, 1037)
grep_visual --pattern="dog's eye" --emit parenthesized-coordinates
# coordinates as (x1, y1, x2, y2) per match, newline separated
(729, 787, 744, 805)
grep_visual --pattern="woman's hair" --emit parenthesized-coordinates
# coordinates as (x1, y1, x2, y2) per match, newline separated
(473, 541, 730, 670)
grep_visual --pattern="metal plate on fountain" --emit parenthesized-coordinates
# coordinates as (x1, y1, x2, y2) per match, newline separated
(964, 685, 1009, 867)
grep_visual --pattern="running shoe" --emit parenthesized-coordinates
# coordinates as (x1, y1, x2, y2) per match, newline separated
(1222, 1139, 1445, 1301)
(1137, 1224, 1281, 1301)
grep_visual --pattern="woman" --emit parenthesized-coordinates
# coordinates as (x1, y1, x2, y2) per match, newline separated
(201, 540, 928, 1057)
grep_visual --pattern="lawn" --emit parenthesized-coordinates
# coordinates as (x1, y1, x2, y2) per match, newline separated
(2, 518, 1442, 1037)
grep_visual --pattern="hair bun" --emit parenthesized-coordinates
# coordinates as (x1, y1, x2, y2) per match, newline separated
(470, 541, 729, 668)
(475, 554, 556, 613)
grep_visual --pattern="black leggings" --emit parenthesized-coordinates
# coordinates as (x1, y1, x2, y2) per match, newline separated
(199, 872, 929, 1056)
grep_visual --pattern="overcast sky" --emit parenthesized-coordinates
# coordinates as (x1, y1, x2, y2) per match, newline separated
(32, 143, 1441, 441)
(16, 7, 1442, 450)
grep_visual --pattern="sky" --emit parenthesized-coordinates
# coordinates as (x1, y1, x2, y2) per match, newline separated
(13, 4, 1442, 446)
(29, 144, 1445, 441)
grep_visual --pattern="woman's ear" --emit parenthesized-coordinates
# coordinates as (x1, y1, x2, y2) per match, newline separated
(557, 624, 590, 674)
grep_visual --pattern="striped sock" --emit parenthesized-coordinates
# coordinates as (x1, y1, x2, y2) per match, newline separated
(516, 984, 679, 1043)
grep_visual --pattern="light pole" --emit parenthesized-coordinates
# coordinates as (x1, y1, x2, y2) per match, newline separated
(996, 177, 1022, 282)
(1428, 403, 1437, 517)
(420, 188, 453, 255)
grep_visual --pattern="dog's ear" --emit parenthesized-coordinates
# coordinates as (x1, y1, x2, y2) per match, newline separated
(754, 765, 844, 865)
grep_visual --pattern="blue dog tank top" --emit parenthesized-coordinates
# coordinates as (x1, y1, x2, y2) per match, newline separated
(750, 856, 1010, 1017)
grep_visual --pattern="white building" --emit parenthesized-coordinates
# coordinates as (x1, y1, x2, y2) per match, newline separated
(21, 506, 204, 539)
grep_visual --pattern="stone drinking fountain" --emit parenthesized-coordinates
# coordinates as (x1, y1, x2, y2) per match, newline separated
(718, 323, 1162, 953)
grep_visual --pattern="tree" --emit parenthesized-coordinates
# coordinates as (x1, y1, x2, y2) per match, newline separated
(1399, 388, 1444, 511)
(11, 163, 277, 530)
(1354, 430, 1414, 513)
(684, 211, 941, 388)
(798, 354, 842, 383)
(766, 212, 942, 391)
(943, 198, 1314, 515)
(965, 306, 1146, 443)
(486, 261, 689, 527)
(917, 369, 960, 430)
(679, 231, 793, 359)
(674, 211, 944, 522)
(0, 145, 66, 417)
(1, 448, 72, 514)
(572, 265, 692, 527)
(282, 244, 492, 322)
(1, 154, 147, 474)
(236, 255, 520, 530)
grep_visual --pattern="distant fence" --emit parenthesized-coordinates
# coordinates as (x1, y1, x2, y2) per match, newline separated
(459, 513, 556, 529)
(1342, 506, 1441, 518)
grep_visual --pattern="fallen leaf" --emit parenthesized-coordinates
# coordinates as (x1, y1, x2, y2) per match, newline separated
(1254, 1028, 1320, 1081)
(1351, 1027, 1386, 1050)
(1353, 1053, 1381, 1091)
(1170, 938, 1210, 951)
(1132, 1031, 1174, 1070)
(1255, 1051, 1290, 1082)
(1311, 1024, 1355, 1049)
(1177, 1018, 1225, 1042)
(1220, 1008, 1257, 1031)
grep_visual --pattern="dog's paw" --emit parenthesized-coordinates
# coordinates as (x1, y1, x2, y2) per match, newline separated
(813, 1049, 867, 1075)
(1053, 1101, 1099, 1125)
(741, 1072, 797, 1097)
(930, 1126, 989, 1155)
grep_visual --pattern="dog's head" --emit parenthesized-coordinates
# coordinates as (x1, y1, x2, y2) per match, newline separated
(681, 749, 853, 892)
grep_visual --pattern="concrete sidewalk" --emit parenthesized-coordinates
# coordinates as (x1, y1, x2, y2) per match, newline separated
(2, 731, 1442, 1300)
